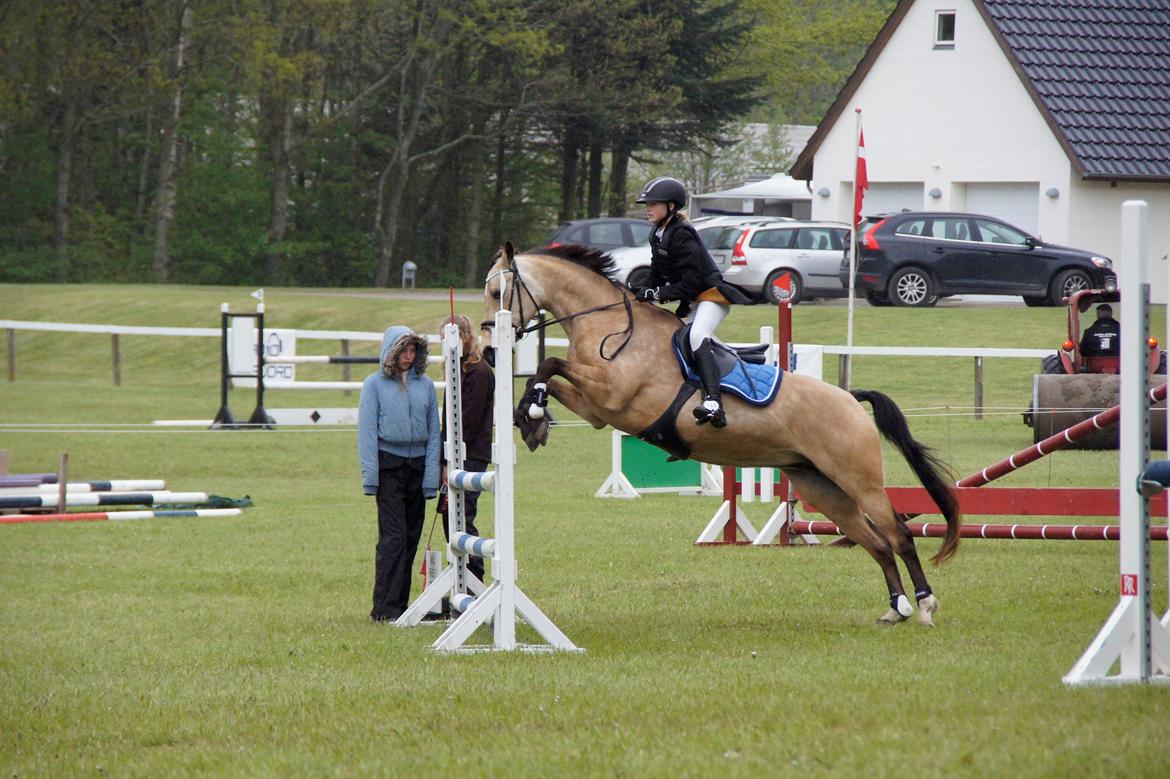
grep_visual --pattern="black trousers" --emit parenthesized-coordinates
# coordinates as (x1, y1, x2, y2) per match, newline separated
(372, 452, 426, 621)
(441, 457, 488, 584)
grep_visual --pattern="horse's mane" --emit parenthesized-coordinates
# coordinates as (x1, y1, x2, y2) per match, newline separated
(531, 243, 621, 282)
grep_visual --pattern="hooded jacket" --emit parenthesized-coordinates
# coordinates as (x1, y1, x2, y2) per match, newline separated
(357, 326, 440, 495)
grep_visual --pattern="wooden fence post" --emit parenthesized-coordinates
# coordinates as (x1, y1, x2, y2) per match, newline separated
(341, 339, 351, 397)
(112, 333, 121, 386)
(974, 356, 984, 420)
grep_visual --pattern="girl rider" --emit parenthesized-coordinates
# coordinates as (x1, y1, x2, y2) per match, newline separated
(634, 176, 751, 428)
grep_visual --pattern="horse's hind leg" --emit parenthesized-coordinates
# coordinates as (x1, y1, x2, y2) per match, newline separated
(784, 468, 912, 625)
(890, 520, 941, 627)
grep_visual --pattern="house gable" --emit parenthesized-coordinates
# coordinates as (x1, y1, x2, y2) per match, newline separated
(791, 0, 1170, 184)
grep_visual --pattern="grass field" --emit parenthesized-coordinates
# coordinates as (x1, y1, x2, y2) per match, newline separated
(2, 283, 1168, 777)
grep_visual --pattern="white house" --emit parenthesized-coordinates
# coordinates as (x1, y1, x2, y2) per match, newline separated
(789, 0, 1170, 300)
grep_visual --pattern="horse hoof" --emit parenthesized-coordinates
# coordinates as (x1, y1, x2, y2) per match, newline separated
(876, 608, 908, 625)
(916, 595, 940, 627)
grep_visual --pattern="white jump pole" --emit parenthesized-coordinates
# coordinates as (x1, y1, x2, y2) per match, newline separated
(1064, 200, 1170, 685)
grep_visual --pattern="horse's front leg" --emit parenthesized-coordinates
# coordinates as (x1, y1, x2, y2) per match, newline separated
(516, 359, 607, 452)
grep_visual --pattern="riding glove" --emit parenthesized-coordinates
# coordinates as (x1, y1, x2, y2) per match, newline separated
(637, 286, 660, 303)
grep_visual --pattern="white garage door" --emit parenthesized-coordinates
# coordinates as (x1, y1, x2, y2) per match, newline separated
(863, 182, 924, 217)
(965, 182, 1040, 235)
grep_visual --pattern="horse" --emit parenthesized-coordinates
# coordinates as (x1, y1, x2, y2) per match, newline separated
(482, 242, 962, 626)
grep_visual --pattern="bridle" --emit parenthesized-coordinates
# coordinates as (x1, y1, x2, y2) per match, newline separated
(481, 255, 636, 361)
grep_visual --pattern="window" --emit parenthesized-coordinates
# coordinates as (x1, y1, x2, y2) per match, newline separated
(894, 219, 929, 237)
(973, 219, 1029, 245)
(630, 223, 653, 244)
(935, 10, 956, 48)
(749, 229, 795, 250)
(796, 228, 841, 250)
(586, 222, 624, 246)
(700, 226, 741, 251)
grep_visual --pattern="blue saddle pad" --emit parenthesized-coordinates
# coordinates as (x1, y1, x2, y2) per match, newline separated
(672, 339, 782, 406)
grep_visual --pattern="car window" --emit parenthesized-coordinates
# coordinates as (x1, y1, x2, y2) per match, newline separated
(700, 226, 741, 251)
(586, 222, 624, 245)
(973, 219, 1028, 245)
(797, 228, 842, 250)
(921, 218, 972, 241)
(629, 223, 653, 244)
(563, 225, 586, 243)
(894, 219, 929, 237)
(749, 228, 795, 250)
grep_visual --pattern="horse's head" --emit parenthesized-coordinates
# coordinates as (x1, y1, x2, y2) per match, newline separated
(483, 241, 542, 342)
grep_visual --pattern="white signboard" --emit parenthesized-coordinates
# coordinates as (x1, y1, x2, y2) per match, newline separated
(228, 318, 296, 388)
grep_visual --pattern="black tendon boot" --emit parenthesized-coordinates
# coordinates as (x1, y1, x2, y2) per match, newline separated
(691, 339, 727, 428)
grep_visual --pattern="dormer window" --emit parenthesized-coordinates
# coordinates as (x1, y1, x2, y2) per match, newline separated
(935, 10, 956, 48)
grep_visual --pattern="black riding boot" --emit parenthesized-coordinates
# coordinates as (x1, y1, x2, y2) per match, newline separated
(691, 339, 727, 428)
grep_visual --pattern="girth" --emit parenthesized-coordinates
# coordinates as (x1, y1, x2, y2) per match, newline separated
(636, 381, 700, 461)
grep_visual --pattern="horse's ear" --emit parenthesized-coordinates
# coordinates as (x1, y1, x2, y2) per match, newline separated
(505, 241, 515, 261)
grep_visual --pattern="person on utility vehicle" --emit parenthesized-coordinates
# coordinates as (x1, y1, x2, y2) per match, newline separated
(1080, 303, 1121, 358)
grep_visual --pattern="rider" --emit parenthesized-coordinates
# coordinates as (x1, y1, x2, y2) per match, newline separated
(633, 176, 751, 428)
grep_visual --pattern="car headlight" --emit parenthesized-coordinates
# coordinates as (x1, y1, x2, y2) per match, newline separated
(1091, 256, 1112, 269)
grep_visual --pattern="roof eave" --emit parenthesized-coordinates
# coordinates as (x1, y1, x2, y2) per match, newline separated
(788, 0, 915, 181)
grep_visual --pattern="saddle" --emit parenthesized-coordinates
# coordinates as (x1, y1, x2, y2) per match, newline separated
(636, 326, 783, 461)
(671, 325, 782, 406)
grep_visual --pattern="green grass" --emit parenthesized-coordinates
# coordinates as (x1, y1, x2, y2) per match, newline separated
(1, 284, 1168, 777)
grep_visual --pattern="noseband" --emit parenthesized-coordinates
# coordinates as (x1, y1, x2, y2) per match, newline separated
(481, 256, 635, 361)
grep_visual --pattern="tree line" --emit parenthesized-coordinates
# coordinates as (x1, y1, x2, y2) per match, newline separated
(0, 0, 892, 288)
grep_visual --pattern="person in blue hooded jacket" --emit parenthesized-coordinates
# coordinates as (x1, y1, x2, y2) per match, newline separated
(358, 325, 440, 622)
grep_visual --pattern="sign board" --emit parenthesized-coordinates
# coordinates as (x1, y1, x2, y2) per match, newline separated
(228, 318, 296, 388)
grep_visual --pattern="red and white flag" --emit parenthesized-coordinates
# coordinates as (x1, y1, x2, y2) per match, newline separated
(853, 127, 869, 228)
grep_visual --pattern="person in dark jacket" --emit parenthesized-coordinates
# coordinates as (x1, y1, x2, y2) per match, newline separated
(633, 176, 751, 428)
(439, 314, 495, 584)
(357, 326, 440, 622)
(1080, 303, 1121, 358)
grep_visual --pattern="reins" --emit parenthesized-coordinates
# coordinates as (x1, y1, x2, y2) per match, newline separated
(482, 256, 637, 361)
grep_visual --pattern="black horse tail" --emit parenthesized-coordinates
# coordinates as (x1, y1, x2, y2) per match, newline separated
(851, 389, 962, 564)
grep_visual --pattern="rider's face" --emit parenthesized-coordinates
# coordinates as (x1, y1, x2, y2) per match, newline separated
(645, 201, 670, 223)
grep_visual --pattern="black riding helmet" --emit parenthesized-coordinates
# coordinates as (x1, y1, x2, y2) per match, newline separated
(636, 176, 688, 208)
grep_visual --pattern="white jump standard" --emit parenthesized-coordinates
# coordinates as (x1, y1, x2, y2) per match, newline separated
(1064, 201, 1170, 686)
(395, 307, 582, 653)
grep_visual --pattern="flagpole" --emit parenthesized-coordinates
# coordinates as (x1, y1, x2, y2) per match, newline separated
(846, 108, 861, 391)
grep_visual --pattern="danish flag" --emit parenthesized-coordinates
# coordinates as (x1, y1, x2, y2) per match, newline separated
(854, 127, 869, 228)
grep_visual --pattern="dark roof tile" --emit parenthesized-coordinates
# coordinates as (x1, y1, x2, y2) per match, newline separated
(982, 0, 1170, 178)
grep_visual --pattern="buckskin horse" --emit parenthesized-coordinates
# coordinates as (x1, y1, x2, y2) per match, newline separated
(482, 242, 961, 626)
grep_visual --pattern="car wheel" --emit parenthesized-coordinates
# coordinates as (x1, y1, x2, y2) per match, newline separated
(1023, 295, 1049, 307)
(764, 269, 803, 305)
(887, 267, 936, 307)
(626, 267, 652, 290)
(1049, 269, 1092, 306)
(864, 290, 893, 307)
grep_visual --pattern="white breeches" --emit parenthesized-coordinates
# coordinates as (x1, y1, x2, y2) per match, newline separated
(687, 300, 730, 352)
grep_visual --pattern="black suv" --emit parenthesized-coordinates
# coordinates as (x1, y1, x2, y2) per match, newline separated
(841, 212, 1116, 307)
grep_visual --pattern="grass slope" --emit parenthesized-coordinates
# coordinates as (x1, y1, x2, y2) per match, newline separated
(1, 284, 1167, 777)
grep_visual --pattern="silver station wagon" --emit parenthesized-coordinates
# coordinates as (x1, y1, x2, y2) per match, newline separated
(720, 221, 852, 304)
